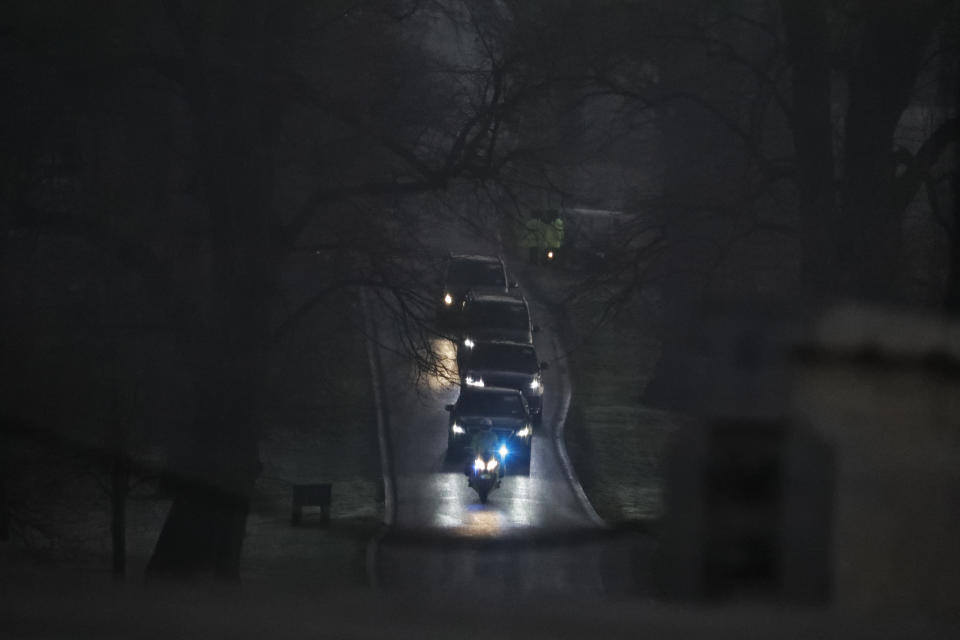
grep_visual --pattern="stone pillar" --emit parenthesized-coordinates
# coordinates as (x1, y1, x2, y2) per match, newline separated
(790, 306, 960, 619)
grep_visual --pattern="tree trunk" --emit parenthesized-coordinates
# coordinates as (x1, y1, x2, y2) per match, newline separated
(111, 452, 128, 579)
(946, 139, 960, 313)
(146, 348, 266, 581)
(147, 1, 275, 582)
(841, 0, 948, 302)
(946, 232, 960, 313)
(145, 156, 273, 580)
(781, 0, 837, 304)
(943, 58, 960, 314)
(0, 430, 8, 541)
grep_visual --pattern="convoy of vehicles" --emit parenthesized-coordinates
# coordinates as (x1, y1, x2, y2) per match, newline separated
(437, 253, 544, 502)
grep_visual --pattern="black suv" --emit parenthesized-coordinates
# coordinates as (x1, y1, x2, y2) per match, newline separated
(459, 340, 547, 423)
(458, 292, 535, 367)
(446, 386, 533, 458)
(437, 254, 512, 327)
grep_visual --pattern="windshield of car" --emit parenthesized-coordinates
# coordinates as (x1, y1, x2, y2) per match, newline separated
(446, 260, 505, 288)
(467, 343, 538, 372)
(463, 301, 529, 331)
(456, 391, 526, 418)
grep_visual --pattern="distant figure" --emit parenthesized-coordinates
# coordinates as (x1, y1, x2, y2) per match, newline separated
(522, 212, 544, 265)
(544, 211, 564, 264)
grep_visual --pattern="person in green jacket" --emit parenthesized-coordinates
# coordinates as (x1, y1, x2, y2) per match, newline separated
(543, 212, 564, 263)
(521, 212, 544, 265)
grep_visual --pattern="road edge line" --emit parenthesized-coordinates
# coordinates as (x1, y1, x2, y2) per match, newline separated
(361, 288, 397, 590)
(504, 236, 607, 529)
(551, 332, 606, 528)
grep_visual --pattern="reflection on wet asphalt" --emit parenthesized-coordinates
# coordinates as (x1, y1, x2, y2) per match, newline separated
(422, 337, 458, 392)
(396, 473, 588, 534)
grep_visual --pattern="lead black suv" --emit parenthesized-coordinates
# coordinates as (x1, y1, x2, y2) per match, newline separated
(437, 254, 513, 327)
(446, 386, 533, 459)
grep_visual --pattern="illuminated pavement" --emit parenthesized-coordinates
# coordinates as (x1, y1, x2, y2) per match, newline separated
(385, 334, 591, 535)
(370, 226, 655, 597)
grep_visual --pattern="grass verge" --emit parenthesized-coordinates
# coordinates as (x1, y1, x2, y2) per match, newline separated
(516, 255, 686, 528)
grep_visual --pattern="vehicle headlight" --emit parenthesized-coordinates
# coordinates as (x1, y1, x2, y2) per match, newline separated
(517, 425, 532, 438)
(498, 445, 509, 459)
(463, 337, 475, 349)
(473, 457, 485, 472)
(486, 458, 499, 471)
(443, 293, 454, 306)
(529, 376, 541, 391)
(464, 375, 484, 387)
(451, 423, 465, 435)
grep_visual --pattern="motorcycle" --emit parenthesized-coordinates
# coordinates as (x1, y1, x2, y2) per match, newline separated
(468, 444, 509, 503)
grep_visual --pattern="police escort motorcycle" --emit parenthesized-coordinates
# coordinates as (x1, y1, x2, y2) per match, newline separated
(469, 442, 509, 504)
(465, 427, 509, 503)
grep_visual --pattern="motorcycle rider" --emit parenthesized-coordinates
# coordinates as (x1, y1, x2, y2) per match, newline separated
(465, 428, 504, 484)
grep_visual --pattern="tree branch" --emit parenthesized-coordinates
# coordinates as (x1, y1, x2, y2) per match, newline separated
(894, 116, 958, 213)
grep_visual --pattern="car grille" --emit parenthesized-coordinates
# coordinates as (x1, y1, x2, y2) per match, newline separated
(480, 375, 528, 389)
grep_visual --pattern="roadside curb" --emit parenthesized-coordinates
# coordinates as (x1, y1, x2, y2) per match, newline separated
(550, 332, 606, 528)
(504, 249, 606, 529)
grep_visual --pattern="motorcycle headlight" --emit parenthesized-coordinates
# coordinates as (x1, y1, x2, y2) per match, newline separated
(473, 457, 485, 472)
(464, 375, 484, 387)
(517, 425, 532, 438)
(529, 376, 541, 391)
(463, 337, 475, 349)
(486, 458, 499, 471)
(443, 293, 454, 306)
(451, 423, 465, 435)
(498, 445, 509, 459)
